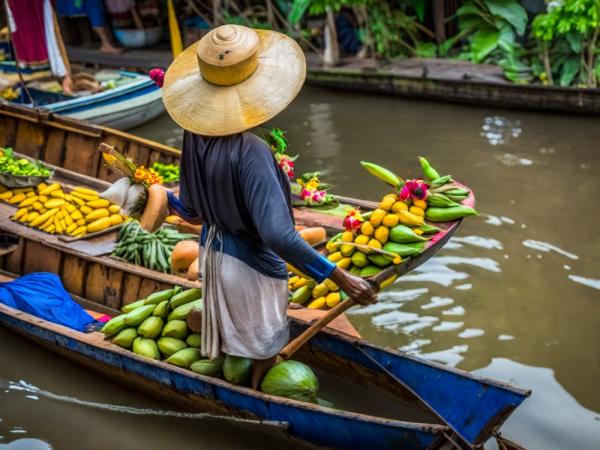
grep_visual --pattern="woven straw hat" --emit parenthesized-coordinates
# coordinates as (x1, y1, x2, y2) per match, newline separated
(162, 25, 306, 136)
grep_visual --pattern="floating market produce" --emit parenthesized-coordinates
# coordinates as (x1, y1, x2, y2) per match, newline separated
(288, 157, 477, 309)
(2, 182, 125, 238)
(0, 147, 52, 186)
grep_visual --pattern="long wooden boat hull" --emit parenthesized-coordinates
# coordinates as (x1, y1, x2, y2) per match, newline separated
(0, 279, 529, 449)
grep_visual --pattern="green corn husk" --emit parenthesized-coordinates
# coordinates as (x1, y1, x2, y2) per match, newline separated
(186, 333, 202, 348)
(161, 319, 189, 339)
(166, 348, 202, 368)
(112, 327, 137, 348)
(190, 356, 224, 377)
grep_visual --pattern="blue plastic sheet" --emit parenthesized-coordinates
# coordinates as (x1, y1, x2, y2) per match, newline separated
(0, 273, 95, 332)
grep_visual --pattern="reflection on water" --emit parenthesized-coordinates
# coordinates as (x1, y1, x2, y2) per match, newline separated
(480, 116, 522, 146)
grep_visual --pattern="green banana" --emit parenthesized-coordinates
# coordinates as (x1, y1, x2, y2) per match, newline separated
(430, 175, 452, 187)
(426, 192, 461, 208)
(360, 161, 403, 188)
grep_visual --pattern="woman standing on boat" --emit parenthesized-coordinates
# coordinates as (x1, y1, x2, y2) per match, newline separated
(160, 24, 377, 388)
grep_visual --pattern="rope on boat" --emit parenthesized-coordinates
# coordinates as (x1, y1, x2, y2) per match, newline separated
(1, 378, 288, 430)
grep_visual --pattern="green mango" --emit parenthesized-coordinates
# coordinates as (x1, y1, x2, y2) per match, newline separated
(389, 224, 428, 243)
(157, 336, 187, 357)
(169, 288, 202, 309)
(168, 299, 203, 321)
(351, 251, 368, 268)
(161, 319, 189, 339)
(190, 356, 224, 377)
(122, 299, 145, 314)
(166, 348, 202, 368)
(144, 288, 175, 305)
(382, 242, 422, 257)
(137, 316, 164, 339)
(152, 300, 169, 318)
(367, 254, 392, 268)
(425, 206, 478, 223)
(124, 304, 155, 327)
(186, 333, 202, 348)
(290, 285, 311, 304)
(112, 327, 137, 348)
(132, 337, 160, 360)
(223, 355, 252, 386)
(360, 265, 381, 277)
(101, 315, 127, 337)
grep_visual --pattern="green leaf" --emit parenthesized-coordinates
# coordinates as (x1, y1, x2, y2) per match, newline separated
(415, 42, 437, 58)
(565, 31, 583, 53)
(486, 0, 528, 35)
(288, 0, 312, 26)
(470, 27, 500, 62)
(559, 57, 581, 86)
(407, 0, 426, 22)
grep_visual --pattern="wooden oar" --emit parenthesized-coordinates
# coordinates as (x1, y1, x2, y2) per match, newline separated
(279, 269, 391, 361)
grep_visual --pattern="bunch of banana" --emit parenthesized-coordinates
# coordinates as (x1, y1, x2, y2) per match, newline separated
(4, 182, 126, 237)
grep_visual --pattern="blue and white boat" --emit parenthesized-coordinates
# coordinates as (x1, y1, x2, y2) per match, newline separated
(1, 67, 163, 130)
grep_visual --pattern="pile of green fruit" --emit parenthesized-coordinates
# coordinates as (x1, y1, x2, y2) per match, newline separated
(112, 221, 197, 273)
(151, 162, 179, 184)
(0, 147, 51, 177)
(101, 286, 319, 402)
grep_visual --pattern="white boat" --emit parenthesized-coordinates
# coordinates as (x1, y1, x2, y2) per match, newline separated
(1, 66, 163, 130)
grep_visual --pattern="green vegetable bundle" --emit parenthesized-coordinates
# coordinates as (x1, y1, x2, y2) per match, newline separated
(0, 148, 51, 177)
(112, 220, 197, 272)
(151, 162, 180, 184)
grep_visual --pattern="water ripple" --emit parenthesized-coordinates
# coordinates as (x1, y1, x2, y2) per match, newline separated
(451, 236, 503, 250)
(568, 275, 600, 290)
(522, 239, 579, 260)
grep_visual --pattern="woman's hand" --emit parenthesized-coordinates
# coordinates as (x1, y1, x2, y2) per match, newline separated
(329, 267, 378, 306)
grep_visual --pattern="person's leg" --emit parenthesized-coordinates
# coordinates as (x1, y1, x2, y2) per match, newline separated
(93, 27, 123, 53)
(251, 356, 277, 390)
(85, 0, 123, 53)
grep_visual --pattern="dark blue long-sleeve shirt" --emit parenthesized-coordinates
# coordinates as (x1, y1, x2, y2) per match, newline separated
(167, 131, 334, 281)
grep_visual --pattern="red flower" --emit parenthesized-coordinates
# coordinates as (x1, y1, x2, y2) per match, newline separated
(278, 156, 295, 179)
(343, 209, 363, 231)
(149, 68, 165, 88)
(399, 179, 429, 200)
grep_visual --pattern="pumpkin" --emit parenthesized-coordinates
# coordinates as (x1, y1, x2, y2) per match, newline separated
(187, 257, 199, 281)
(171, 240, 199, 276)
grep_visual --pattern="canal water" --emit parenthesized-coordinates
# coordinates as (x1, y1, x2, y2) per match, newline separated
(1, 86, 599, 449)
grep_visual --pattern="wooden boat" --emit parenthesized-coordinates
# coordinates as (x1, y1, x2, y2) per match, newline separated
(0, 103, 530, 448)
(0, 263, 529, 450)
(0, 67, 164, 129)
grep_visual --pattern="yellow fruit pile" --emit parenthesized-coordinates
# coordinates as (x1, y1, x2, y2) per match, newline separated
(287, 192, 433, 309)
(1, 182, 126, 237)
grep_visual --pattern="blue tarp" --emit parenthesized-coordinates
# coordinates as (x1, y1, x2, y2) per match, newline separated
(0, 273, 95, 332)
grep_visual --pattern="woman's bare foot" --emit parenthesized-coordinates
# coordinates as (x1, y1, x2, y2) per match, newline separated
(251, 356, 277, 390)
(100, 44, 124, 54)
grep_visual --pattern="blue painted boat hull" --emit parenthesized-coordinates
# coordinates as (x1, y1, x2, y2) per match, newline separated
(0, 299, 529, 450)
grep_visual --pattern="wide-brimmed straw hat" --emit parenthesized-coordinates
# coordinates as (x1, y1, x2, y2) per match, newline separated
(162, 24, 306, 136)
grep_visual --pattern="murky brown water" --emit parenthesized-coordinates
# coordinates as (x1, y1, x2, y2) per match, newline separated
(1, 86, 599, 449)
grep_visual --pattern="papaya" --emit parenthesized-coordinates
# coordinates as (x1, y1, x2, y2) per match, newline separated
(171, 240, 199, 276)
(186, 258, 199, 281)
(139, 184, 169, 232)
(186, 333, 202, 348)
(157, 336, 187, 357)
(112, 328, 137, 349)
(137, 316, 164, 339)
(291, 285, 311, 304)
(169, 288, 202, 309)
(132, 337, 160, 360)
(101, 315, 127, 337)
(298, 227, 327, 246)
(168, 299, 203, 321)
(166, 348, 202, 368)
(161, 319, 189, 339)
(190, 356, 225, 377)
(124, 304, 155, 327)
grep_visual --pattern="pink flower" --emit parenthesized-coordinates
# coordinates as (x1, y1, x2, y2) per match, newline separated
(312, 190, 326, 202)
(149, 68, 165, 88)
(300, 188, 312, 200)
(278, 156, 295, 179)
(399, 179, 429, 200)
(343, 209, 363, 231)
